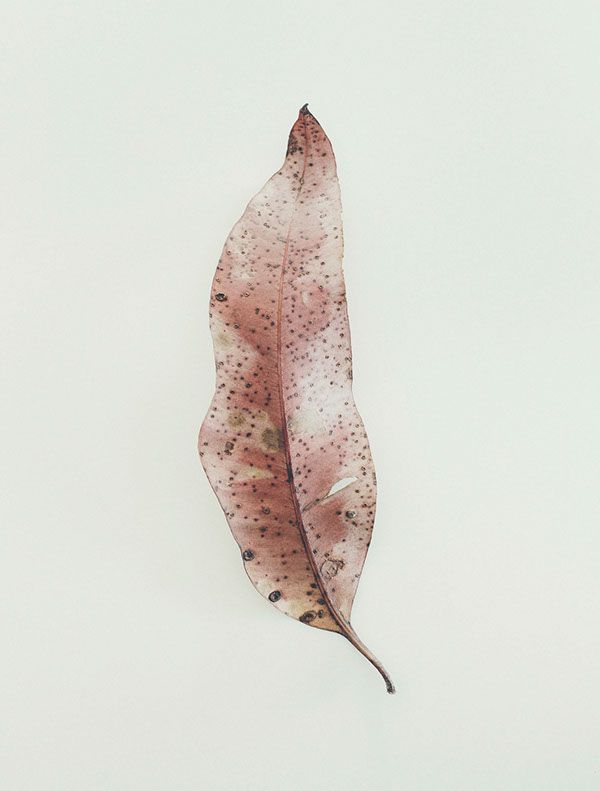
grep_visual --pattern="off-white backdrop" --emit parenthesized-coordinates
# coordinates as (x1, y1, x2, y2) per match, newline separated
(2, 2, 599, 789)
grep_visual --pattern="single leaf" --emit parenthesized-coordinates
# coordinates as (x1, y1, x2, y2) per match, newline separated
(199, 105, 394, 693)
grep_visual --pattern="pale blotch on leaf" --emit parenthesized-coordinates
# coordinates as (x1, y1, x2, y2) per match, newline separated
(235, 465, 274, 481)
(326, 476, 358, 499)
(288, 406, 324, 438)
(215, 331, 232, 351)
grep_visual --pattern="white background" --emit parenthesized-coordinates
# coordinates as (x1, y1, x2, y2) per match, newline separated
(2, 2, 599, 789)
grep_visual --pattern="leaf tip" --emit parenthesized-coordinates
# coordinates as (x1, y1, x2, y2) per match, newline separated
(297, 103, 323, 131)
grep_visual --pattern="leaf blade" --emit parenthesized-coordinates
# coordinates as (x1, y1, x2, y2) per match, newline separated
(199, 106, 394, 693)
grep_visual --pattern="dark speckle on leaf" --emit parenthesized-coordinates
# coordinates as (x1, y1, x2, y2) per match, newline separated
(242, 549, 254, 561)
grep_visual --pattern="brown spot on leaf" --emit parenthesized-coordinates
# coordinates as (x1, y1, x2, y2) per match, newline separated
(320, 558, 344, 580)
(261, 426, 282, 452)
(227, 411, 246, 428)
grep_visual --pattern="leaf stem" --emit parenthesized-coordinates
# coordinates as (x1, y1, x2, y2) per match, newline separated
(343, 626, 396, 694)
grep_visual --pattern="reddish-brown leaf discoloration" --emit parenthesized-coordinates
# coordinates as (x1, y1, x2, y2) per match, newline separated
(199, 106, 394, 693)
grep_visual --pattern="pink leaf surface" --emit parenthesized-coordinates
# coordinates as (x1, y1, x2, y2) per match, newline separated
(199, 106, 394, 693)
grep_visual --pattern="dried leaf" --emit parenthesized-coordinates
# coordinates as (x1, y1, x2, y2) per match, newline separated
(199, 105, 394, 693)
